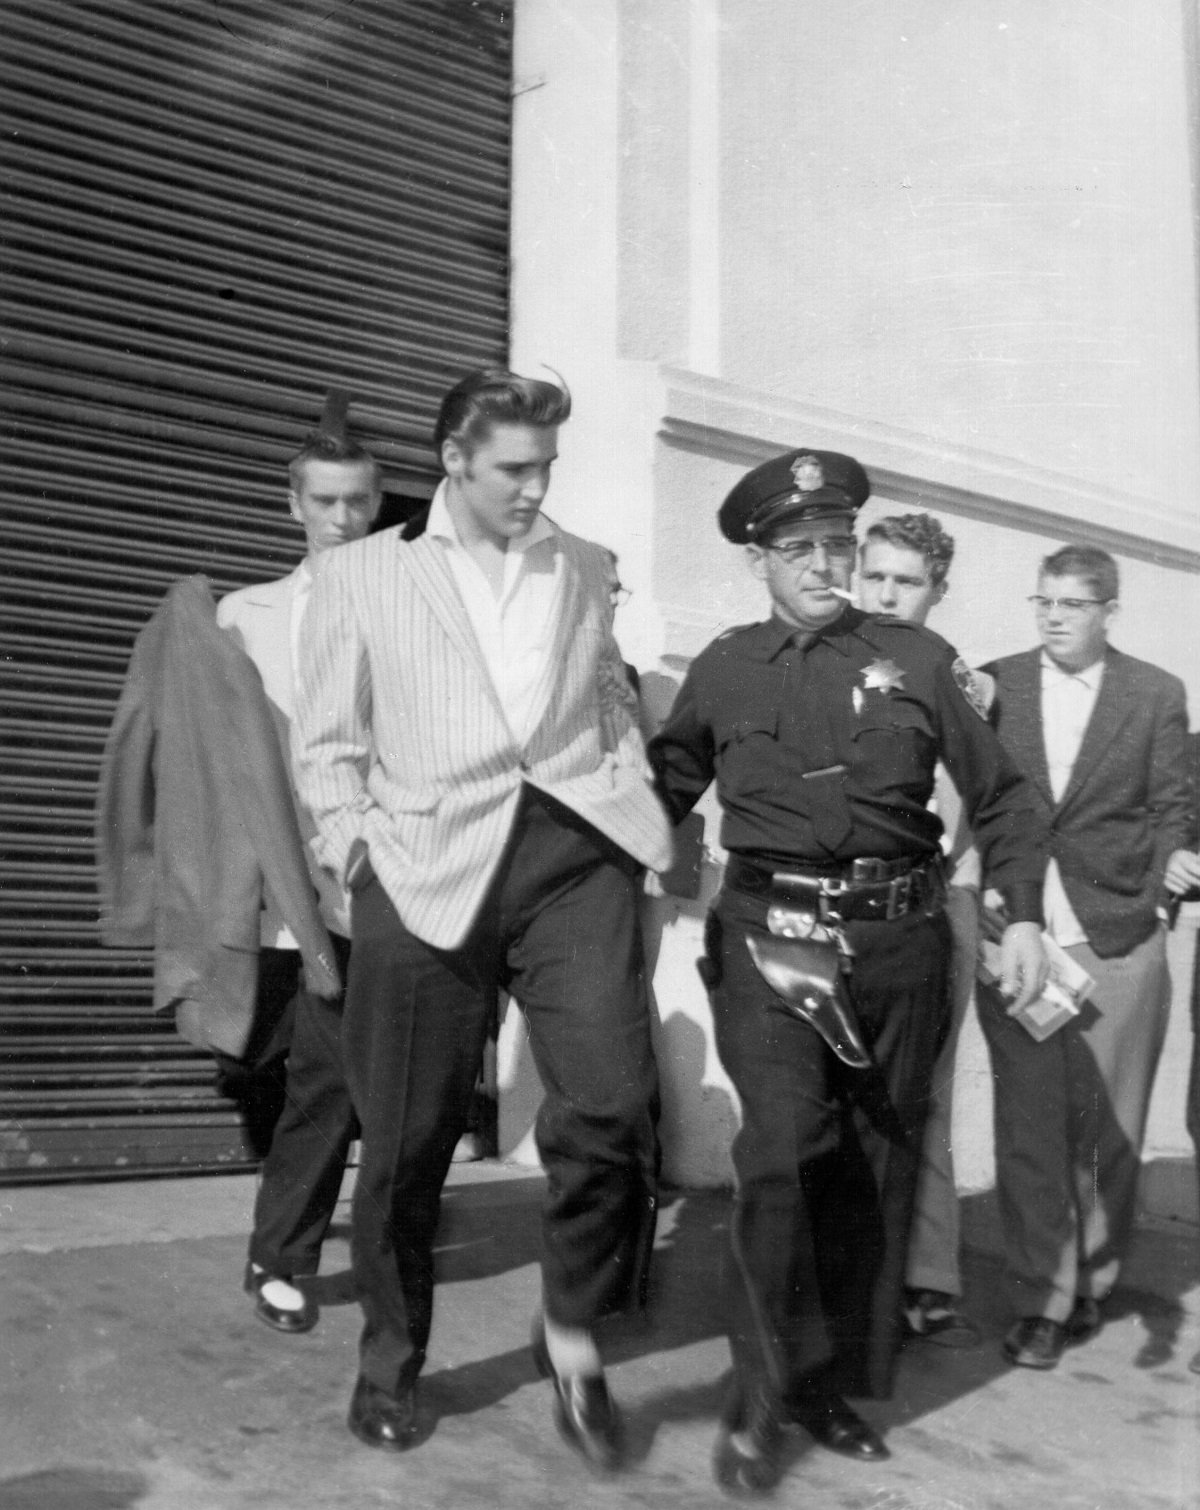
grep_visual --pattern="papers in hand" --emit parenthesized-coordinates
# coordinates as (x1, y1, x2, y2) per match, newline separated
(978, 931, 1095, 1042)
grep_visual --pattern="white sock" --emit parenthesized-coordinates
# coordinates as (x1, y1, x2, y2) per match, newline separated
(543, 1316, 602, 1379)
(252, 1265, 306, 1312)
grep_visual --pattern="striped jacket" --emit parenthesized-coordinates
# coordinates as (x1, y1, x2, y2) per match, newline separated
(293, 522, 674, 950)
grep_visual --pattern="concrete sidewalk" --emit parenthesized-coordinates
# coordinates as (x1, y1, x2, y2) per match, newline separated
(1, 1167, 1197, 1510)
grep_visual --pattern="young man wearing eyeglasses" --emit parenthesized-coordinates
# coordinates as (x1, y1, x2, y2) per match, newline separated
(977, 544, 1191, 1371)
(649, 450, 1047, 1494)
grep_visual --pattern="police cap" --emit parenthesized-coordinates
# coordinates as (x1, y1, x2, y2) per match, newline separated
(718, 448, 871, 543)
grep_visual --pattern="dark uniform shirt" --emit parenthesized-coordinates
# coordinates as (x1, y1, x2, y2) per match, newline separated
(649, 607, 1044, 923)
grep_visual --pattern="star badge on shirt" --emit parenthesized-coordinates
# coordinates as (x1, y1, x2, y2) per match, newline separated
(861, 657, 906, 695)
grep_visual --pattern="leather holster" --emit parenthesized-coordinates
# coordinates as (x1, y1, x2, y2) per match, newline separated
(745, 931, 872, 1070)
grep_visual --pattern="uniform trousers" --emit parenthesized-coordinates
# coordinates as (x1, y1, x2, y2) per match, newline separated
(905, 883, 979, 1297)
(977, 925, 1169, 1321)
(707, 886, 951, 1405)
(343, 787, 659, 1397)
(248, 932, 359, 1279)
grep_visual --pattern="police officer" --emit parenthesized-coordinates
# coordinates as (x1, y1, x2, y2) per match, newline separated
(648, 449, 1047, 1495)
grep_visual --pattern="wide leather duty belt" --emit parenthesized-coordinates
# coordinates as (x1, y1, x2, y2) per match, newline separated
(725, 853, 944, 922)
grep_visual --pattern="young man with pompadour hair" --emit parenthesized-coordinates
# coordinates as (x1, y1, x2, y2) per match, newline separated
(294, 367, 672, 1470)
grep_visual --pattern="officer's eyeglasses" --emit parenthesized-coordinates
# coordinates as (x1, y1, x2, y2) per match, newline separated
(609, 583, 632, 607)
(1027, 596, 1111, 616)
(765, 536, 857, 565)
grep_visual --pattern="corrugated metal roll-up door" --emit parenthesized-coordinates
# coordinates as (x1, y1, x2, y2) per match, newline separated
(0, 0, 512, 1180)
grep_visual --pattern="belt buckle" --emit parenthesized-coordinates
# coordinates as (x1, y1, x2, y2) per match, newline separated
(817, 875, 848, 924)
(885, 872, 914, 920)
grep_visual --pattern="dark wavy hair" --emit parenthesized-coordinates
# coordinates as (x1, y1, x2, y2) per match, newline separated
(861, 511, 955, 586)
(433, 368, 572, 458)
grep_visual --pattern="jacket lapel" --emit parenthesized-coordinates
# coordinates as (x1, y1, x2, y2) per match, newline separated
(278, 568, 299, 701)
(522, 532, 577, 744)
(1055, 647, 1131, 815)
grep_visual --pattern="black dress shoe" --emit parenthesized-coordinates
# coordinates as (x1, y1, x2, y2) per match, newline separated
(531, 1319, 625, 1472)
(1064, 1296, 1102, 1345)
(243, 1263, 317, 1334)
(346, 1375, 419, 1452)
(1003, 1316, 1066, 1369)
(788, 1393, 890, 1461)
(712, 1385, 787, 1496)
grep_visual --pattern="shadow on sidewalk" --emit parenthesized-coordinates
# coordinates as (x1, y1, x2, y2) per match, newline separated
(427, 1177, 1200, 1462)
(0, 1466, 150, 1510)
(1, 1171, 1193, 1504)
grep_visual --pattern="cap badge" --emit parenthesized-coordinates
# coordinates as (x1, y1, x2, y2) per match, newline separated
(790, 454, 825, 492)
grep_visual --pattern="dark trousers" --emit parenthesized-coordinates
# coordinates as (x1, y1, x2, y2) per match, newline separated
(707, 887, 951, 1404)
(344, 788, 660, 1396)
(213, 947, 300, 1159)
(248, 932, 359, 1278)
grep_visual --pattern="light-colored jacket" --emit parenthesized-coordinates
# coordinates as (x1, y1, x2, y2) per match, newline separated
(217, 567, 350, 938)
(294, 523, 674, 950)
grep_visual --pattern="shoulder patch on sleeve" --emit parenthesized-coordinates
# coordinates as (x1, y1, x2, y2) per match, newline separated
(952, 657, 991, 720)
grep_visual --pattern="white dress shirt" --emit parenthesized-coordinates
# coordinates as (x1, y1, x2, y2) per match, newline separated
(266, 559, 314, 950)
(289, 557, 313, 682)
(1040, 650, 1105, 946)
(425, 481, 561, 747)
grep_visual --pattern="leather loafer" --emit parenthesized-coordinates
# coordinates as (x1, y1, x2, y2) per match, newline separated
(712, 1385, 786, 1496)
(347, 1375, 419, 1452)
(788, 1393, 890, 1461)
(244, 1262, 317, 1334)
(1064, 1296, 1102, 1345)
(531, 1319, 625, 1472)
(1003, 1316, 1066, 1369)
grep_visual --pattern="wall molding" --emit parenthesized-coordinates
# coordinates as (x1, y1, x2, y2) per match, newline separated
(658, 366, 1200, 573)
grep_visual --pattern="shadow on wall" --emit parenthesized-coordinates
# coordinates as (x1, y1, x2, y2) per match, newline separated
(496, 793, 741, 1183)
(651, 1001, 740, 1190)
(1139, 1155, 1200, 1227)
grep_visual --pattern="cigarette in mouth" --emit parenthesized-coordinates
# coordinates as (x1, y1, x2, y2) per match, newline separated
(828, 587, 855, 601)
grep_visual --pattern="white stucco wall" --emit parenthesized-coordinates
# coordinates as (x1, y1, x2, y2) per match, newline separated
(718, 2, 1200, 509)
(507, 0, 1200, 1218)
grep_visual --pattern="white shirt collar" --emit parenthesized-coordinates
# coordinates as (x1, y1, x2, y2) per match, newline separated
(1040, 648, 1105, 689)
(425, 478, 556, 554)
